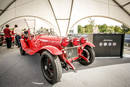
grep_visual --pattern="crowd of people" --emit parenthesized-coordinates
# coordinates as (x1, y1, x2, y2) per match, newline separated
(3, 24, 27, 48)
(2, 25, 54, 49)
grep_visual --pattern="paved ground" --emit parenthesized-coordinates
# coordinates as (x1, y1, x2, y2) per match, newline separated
(124, 46, 130, 55)
(0, 46, 130, 87)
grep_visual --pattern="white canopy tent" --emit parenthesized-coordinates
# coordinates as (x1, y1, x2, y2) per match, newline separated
(0, 0, 130, 36)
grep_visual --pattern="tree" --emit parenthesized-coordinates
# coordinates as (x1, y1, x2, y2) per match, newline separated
(84, 18, 95, 34)
(98, 24, 123, 33)
(113, 26, 122, 33)
(121, 24, 130, 33)
(78, 25, 82, 33)
(127, 31, 130, 34)
(106, 26, 114, 33)
(98, 24, 108, 33)
(77, 19, 130, 34)
(88, 18, 95, 26)
(84, 24, 93, 34)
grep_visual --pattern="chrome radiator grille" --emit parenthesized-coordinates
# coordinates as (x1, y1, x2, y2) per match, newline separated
(65, 47, 78, 59)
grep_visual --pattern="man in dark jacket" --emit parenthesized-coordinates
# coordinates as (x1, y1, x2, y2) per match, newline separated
(3, 24, 12, 48)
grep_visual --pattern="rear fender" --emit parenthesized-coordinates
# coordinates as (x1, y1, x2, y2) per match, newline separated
(41, 46, 62, 55)
(82, 42, 95, 48)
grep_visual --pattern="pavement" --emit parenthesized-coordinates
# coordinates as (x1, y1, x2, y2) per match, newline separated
(124, 46, 130, 57)
(0, 46, 130, 87)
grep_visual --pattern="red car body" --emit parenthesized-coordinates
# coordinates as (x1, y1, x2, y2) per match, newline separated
(21, 35, 95, 68)
(20, 30, 95, 84)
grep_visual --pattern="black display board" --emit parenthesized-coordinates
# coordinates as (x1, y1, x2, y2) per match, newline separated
(93, 34, 124, 58)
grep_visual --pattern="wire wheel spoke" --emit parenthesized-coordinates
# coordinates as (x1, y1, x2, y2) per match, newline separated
(82, 49, 90, 60)
(43, 55, 54, 80)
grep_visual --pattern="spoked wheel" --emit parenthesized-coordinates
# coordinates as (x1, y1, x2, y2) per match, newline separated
(41, 51, 62, 84)
(20, 46, 25, 55)
(79, 46, 95, 65)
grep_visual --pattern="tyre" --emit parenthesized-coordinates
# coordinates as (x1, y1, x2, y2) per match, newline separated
(20, 46, 25, 55)
(0, 43, 2, 46)
(0, 42, 2, 46)
(41, 51, 62, 84)
(79, 46, 95, 66)
(0, 38, 3, 46)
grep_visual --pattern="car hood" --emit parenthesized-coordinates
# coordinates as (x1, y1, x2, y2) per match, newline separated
(38, 35, 63, 42)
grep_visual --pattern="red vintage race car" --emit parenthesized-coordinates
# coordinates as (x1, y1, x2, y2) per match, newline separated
(20, 30, 95, 84)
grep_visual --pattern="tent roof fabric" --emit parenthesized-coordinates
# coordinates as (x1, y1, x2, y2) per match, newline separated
(0, 0, 129, 16)
(0, 0, 130, 36)
(0, 0, 16, 16)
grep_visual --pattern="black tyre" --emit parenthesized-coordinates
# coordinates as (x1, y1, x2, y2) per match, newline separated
(20, 46, 25, 55)
(0, 42, 2, 46)
(41, 51, 62, 84)
(0, 38, 3, 46)
(79, 46, 95, 66)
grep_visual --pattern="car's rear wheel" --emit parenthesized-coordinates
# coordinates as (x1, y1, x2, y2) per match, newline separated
(41, 51, 62, 84)
(0, 38, 3, 46)
(79, 46, 95, 65)
(0, 43, 2, 46)
(20, 46, 25, 55)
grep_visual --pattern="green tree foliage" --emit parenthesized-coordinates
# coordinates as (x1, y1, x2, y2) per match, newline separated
(98, 24, 125, 33)
(106, 26, 114, 33)
(77, 19, 130, 34)
(78, 18, 94, 34)
(98, 24, 107, 33)
(78, 25, 82, 33)
(121, 24, 130, 33)
(114, 26, 122, 33)
(127, 31, 130, 34)
(78, 24, 93, 34)
(84, 24, 93, 33)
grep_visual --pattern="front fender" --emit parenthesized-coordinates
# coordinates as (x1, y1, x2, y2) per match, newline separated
(41, 46, 62, 55)
(82, 42, 95, 48)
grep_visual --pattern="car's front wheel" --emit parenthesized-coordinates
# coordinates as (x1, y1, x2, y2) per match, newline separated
(79, 46, 95, 66)
(20, 46, 25, 55)
(41, 51, 62, 84)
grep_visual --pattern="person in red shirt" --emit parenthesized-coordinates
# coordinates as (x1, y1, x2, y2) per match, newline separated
(3, 24, 12, 48)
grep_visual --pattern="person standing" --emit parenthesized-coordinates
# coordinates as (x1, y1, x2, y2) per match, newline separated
(14, 24, 21, 47)
(10, 26, 15, 46)
(3, 24, 12, 48)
